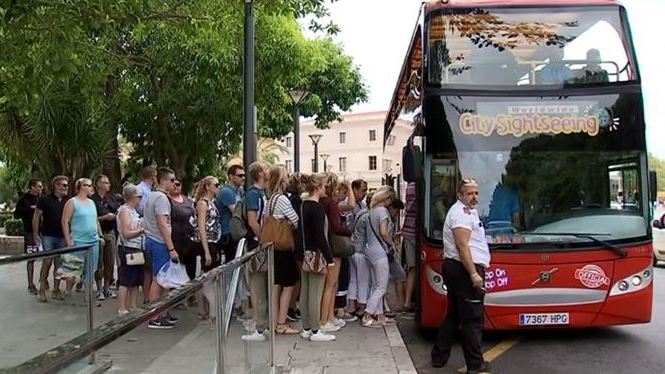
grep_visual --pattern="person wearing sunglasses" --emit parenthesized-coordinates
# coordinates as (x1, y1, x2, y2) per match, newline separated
(431, 178, 491, 374)
(32, 175, 70, 302)
(61, 178, 104, 301)
(143, 167, 180, 329)
(216, 165, 245, 263)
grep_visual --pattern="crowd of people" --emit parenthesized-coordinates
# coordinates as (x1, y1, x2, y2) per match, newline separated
(13, 162, 419, 341)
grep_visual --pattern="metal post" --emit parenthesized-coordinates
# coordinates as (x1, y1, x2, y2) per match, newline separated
(294, 105, 300, 172)
(243, 0, 256, 189)
(267, 246, 275, 371)
(313, 142, 319, 172)
(85, 245, 95, 364)
(215, 274, 226, 374)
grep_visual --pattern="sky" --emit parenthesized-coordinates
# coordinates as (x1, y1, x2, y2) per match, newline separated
(320, 0, 664, 159)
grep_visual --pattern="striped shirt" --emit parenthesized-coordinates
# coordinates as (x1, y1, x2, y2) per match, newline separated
(402, 182, 417, 240)
(265, 193, 299, 228)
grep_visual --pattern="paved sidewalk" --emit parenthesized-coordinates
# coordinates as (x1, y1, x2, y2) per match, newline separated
(0, 261, 416, 374)
(137, 319, 417, 374)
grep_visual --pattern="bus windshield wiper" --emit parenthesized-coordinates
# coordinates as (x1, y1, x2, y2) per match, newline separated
(524, 232, 627, 257)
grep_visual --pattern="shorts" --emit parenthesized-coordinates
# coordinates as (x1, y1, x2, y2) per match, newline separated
(389, 259, 407, 282)
(145, 237, 170, 276)
(403, 238, 416, 269)
(23, 233, 35, 253)
(42, 236, 66, 268)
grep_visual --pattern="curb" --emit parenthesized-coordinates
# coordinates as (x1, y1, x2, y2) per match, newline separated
(384, 324, 418, 374)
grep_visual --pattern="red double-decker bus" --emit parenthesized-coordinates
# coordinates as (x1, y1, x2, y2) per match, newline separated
(385, 0, 658, 329)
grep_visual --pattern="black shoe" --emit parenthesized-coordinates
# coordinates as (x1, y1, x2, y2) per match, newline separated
(287, 308, 301, 322)
(148, 317, 175, 329)
(431, 355, 446, 368)
(467, 361, 492, 374)
(165, 313, 179, 324)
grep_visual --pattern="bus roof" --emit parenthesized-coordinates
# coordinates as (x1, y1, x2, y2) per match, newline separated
(425, 0, 621, 11)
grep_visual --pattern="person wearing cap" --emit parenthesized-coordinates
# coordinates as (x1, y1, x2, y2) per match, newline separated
(431, 178, 491, 374)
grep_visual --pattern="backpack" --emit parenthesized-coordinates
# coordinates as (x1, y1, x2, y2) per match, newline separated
(229, 198, 248, 241)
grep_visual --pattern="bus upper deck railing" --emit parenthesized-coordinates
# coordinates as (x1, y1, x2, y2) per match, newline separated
(0, 240, 275, 374)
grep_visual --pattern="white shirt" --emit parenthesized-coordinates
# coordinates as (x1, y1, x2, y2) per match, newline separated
(443, 200, 491, 268)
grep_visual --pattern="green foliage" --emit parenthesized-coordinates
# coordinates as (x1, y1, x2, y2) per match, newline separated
(4, 218, 23, 236)
(0, 0, 366, 186)
(0, 212, 13, 227)
(649, 153, 665, 192)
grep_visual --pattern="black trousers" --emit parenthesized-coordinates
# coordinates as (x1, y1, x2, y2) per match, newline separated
(431, 259, 486, 371)
(220, 234, 239, 263)
(335, 256, 350, 309)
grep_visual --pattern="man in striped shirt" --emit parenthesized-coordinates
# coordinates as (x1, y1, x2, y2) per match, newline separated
(402, 182, 417, 312)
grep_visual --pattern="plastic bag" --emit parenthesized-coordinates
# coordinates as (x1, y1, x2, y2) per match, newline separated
(155, 261, 190, 289)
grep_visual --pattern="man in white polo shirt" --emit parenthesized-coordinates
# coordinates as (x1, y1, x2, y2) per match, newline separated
(431, 178, 491, 374)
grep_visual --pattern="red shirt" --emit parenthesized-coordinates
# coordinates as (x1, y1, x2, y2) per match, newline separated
(320, 196, 352, 237)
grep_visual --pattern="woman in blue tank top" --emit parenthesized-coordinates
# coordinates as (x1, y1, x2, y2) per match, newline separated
(60, 178, 102, 300)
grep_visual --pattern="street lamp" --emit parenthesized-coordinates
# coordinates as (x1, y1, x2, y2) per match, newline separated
(289, 89, 308, 172)
(320, 153, 330, 172)
(308, 134, 322, 172)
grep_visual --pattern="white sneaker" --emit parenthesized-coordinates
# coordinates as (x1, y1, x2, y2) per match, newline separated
(333, 318, 346, 328)
(320, 321, 341, 332)
(241, 330, 266, 342)
(300, 329, 313, 339)
(309, 330, 336, 342)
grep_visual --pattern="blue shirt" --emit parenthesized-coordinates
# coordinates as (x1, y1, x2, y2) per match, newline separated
(71, 198, 99, 245)
(487, 184, 520, 224)
(245, 185, 265, 237)
(216, 183, 243, 235)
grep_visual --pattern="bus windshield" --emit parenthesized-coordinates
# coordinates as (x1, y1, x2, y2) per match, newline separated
(426, 151, 648, 246)
(422, 92, 648, 247)
(427, 6, 638, 88)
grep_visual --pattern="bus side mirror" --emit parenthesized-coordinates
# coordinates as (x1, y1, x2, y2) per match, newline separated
(402, 137, 422, 182)
(649, 170, 658, 202)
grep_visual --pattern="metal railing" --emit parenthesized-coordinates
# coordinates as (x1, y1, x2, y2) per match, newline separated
(1, 244, 97, 369)
(1, 240, 276, 374)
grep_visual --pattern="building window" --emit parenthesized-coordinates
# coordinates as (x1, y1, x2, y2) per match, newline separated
(285, 137, 292, 147)
(369, 156, 377, 171)
(369, 129, 376, 141)
(382, 159, 392, 172)
(339, 132, 346, 144)
(339, 157, 347, 173)
(285, 160, 292, 173)
(387, 135, 396, 146)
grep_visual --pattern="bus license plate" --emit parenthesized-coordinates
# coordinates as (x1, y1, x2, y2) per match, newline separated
(519, 313, 569, 326)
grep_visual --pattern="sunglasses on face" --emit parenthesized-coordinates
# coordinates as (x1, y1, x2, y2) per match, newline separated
(235, 174, 246, 178)
(82, 184, 92, 188)
(57, 184, 68, 188)
(174, 183, 181, 187)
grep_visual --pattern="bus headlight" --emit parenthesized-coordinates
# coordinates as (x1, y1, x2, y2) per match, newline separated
(618, 281, 629, 291)
(610, 266, 653, 296)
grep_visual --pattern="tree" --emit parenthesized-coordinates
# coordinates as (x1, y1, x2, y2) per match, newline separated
(0, 0, 366, 189)
(649, 153, 665, 193)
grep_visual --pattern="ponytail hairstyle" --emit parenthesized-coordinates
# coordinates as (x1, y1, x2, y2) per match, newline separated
(305, 173, 326, 195)
(193, 176, 218, 202)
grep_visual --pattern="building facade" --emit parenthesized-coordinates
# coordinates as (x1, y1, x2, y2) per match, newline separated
(276, 111, 413, 189)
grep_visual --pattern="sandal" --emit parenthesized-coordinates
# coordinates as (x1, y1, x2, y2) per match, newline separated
(276, 323, 299, 335)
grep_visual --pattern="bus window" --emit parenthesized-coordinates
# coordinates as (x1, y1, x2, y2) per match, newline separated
(428, 6, 637, 88)
(609, 162, 640, 211)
